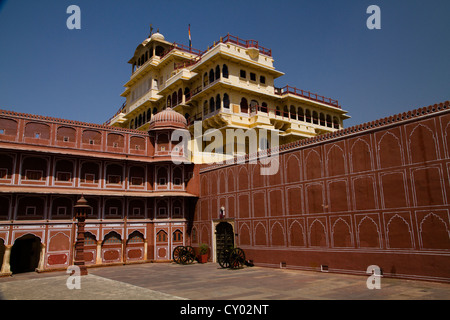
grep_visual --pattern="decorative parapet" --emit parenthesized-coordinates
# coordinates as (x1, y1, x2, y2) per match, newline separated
(199, 100, 450, 173)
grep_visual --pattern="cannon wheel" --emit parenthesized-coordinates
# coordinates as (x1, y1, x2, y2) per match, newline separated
(172, 245, 185, 264)
(218, 248, 231, 268)
(182, 246, 196, 265)
(229, 248, 246, 269)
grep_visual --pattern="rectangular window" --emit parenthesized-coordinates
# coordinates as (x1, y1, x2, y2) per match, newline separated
(159, 178, 166, 185)
(240, 69, 246, 78)
(25, 170, 42, 181)
(56, 172, 71, 182)
(250, 72, 256, 81)
(174, 178, 182, 186)
(34, 132, 41, 139)
(89, 139, 95, 145)
(109, 207, 118, 216)
(260, 76, 266, 84)
(63, 136, 70, 142)
(132, 207, 141, 216)
(84, 173, 95, 183)
(107, 175, 121, 184)
(174, 207, 181, 216)
(131, 177, 143, 186)
(0, 129, 4, 134)
(158, 207, 166, 216)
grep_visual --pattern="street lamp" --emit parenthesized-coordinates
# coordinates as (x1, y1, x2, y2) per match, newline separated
(74, 195, 91, 276)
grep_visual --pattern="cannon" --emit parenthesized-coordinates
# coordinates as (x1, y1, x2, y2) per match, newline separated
(217, 247, 246, 269)
(172, 245, 196, 265)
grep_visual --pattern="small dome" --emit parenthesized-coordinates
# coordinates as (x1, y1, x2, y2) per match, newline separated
(151, 32, 165, 41)
(148, 108, 187, 130)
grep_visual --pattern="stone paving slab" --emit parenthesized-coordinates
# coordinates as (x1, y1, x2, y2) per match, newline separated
(0, 262, 449, 300)
(0, 273, 185, 300)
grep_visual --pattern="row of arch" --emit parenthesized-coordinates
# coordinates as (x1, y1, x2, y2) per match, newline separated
(0, 153, 186, 188)
(203, 64, 229, 87)
(0, 195, 185, 220)
(0, 118, 148, 149)
(192, 212, 450, 250)
(133, 45, 165, 72)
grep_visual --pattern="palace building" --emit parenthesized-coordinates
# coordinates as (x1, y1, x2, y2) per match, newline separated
(0, 30, 449, 283)
(106, 30, 350, 158)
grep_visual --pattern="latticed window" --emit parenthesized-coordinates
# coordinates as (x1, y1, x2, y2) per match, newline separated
(128, 233, 144, 243)
(156, 230, 167, 242)
(104, 233, 121, 244)
(173, 230, 183, 242)
(84, 233, 96, 245)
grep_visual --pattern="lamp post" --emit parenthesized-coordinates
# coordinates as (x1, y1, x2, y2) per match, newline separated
(74, 195, 91, 276)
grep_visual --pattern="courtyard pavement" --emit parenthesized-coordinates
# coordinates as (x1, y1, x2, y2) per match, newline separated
(0, 262, 449, 300)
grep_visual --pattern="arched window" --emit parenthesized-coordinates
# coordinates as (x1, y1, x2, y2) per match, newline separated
(276, 106, 280, 116)
(312, 111, 319, 124)
(203, 100, 209, 116)
(172, 92, 177, 106)
(103, 231, 122, 244)
(209, 69, 215, 84)
(223, 93, 230, 109)
(240, 98, 248, 114)
(333, 117, 340, 129)
(283, 105, 288, 118)
(215, 65, 220, 80)
(298, 107, 304, 121)
(173, 229, 183, 242)
(128, 231, 144, 243)
(319, 113, 325, 126)
(152, 107, 157, 115)
(156, 230, 167, 242)
(215, 94, 221, 110)
(203, 72, 208, 87)
(326, 115, 332, 128)
(305, 109, 311, 123)
(290, 105, 296, 120)
(138, 114, 142, 127)
(250, 100, 258, 113)
(178, 88, 182, 104)
(167, 96, 172, 108)
(142, 111, 146, 123)
(146, 109, 151, 122)
(261, 102, 268, 113)
(84, 232, 96, 245)
(130, 119, 134, 129)
(222, 64, 229, 78)
(209, 97, 215, 113)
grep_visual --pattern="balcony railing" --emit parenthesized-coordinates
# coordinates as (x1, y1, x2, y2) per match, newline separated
(160, 42, 204, 61)
(220, 33, 272, 57)
(275, 85, 340, 109)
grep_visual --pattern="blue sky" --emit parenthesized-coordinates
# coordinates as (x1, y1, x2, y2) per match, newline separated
(0, 0, 449, 127)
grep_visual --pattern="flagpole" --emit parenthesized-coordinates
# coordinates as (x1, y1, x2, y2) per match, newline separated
(188, 24, 192, 49)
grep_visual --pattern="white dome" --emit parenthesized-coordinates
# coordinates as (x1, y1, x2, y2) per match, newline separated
(151, 32, 165, 41)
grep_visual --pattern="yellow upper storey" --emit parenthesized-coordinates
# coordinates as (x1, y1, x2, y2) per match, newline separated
(106, 31, 350, 145)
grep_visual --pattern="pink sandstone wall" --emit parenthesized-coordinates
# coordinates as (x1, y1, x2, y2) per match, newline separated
(196, 101, 450, 282)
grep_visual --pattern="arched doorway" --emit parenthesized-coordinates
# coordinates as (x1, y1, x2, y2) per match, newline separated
(215, 222, 234, 261)
(10, 234, 42, 274)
